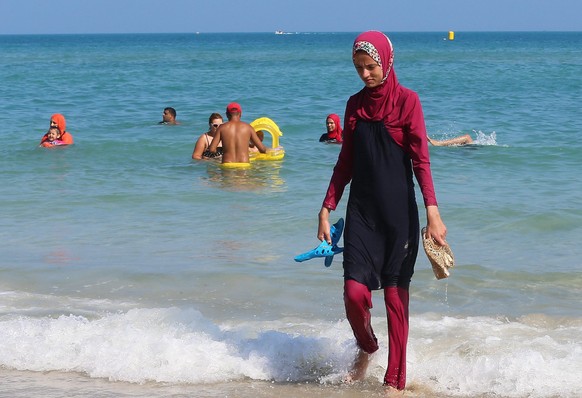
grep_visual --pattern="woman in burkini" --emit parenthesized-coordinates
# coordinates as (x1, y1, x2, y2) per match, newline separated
(319, 113, 343, 143)
(39, 114, 73, 146)
(317, 31, 447, 393)
(192, 113, 223, 159)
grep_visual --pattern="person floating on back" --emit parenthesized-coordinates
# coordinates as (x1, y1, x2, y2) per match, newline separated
(427, 134, 473, 146)
(207, 102, 266, 166)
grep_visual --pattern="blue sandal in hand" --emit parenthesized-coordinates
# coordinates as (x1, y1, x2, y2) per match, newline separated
(294, 218, 344, 267)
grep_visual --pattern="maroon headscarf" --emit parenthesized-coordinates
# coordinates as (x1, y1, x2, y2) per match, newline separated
(345, 31, 404, 131)
(326, 113, 343, 142)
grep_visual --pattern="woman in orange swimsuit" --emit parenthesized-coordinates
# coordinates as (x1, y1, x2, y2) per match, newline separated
(39, 114, 73, 146)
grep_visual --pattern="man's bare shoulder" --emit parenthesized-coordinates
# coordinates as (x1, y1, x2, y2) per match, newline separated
(218, 122, 236, 134)
(231, 120, 252, 127)
(229, 120, 255, 132)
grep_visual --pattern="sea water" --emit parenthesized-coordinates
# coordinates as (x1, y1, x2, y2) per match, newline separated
(0, 32, 581, 398)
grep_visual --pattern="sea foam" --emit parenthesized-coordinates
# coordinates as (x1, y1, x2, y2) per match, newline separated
(1, 307, 580, 397)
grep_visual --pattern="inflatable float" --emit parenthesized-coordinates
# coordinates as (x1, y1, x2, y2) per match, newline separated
(219, 162, 251, 169)
(250, 117, 285, 161)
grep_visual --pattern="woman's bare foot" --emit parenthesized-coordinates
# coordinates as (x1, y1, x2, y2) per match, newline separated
(343, 350, 370, 384)
(384, 385, 404, 396)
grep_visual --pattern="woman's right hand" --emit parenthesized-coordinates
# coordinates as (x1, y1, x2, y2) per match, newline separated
(318, 206, 331, 243)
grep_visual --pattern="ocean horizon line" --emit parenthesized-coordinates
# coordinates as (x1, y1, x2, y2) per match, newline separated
(2, 29, 582, 37)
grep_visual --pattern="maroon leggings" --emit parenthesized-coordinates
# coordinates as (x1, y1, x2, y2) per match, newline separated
(344, 279, 410, 390)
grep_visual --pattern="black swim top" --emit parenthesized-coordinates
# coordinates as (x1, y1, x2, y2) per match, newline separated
(202, 148, 224, 158)
(202, 133, 223, 158)
(319, 133, 338, 143)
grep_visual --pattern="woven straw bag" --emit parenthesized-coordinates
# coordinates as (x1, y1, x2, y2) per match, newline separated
(421, 227, 454, 280)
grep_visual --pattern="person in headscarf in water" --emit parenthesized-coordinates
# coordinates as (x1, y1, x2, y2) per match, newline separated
(316, 31, 448, 393)
(319, 113, 343, 143)
(40, 113, 73, 146)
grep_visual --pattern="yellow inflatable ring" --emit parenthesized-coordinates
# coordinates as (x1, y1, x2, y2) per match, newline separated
(249, 147, 285, 161)
(219, 162, 251, 169)
(250, 117, 285, 161)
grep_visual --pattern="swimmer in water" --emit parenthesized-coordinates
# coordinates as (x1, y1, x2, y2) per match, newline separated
(427, 134, 473, 146)
(159, 107, 180, 125)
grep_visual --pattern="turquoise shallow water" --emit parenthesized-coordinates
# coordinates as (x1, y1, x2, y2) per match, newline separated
(1, 32, 581, 397)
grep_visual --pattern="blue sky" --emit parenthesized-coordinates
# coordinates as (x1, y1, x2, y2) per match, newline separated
(1, 0, 580, 34)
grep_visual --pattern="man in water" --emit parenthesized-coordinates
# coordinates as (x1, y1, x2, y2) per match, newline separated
(207, 102, 266, 165)
(159, 107, 180, 125)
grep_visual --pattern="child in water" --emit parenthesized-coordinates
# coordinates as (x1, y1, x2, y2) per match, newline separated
(39, 127, 65, 147)
(249, 130, 264, 153)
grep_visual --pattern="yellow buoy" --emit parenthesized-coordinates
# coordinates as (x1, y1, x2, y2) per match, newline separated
(448, 31, 455, 41)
